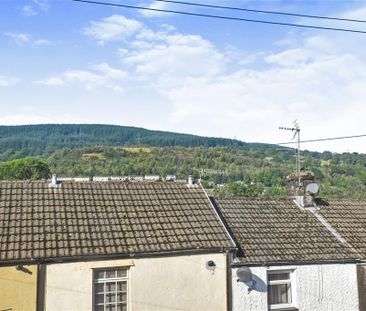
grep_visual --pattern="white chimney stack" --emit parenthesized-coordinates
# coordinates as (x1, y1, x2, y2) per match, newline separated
(52, 174, 57, 186)
(49, 174, 61, 188)
(187, 175, 194, 187)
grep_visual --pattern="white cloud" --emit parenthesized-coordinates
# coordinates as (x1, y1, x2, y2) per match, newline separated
(91, 63, 127, 79)
(139, 1, 172, 18)
(88, 13, 366, 152)
(339, 6, 366, 23)
(36, 64, 126, 91)
(0, 76, 18, 87)
(21, 0, 49, 16)
(36, 77, 65, 86)
(265, 48, 311, 67)
(0, 77, 10, 87)
(63, 70, 106, 85)
(84, 15, 225, 82)
(4, 32, 31, 45)
(84, 15, 143, 45)
(33, 0, 49, 11)
(33, 8, 366, 152)
(124, 33, 225, 79)
(153, 32, 366, 152)
(4, 32, 56, 47)
(22, 5, 37, 16)
(34, 39, 55, 46)
(0, 110, 78, 126)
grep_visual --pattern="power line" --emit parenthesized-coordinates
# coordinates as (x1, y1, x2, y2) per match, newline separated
(155, 0, 366, 24)
(72, 0, 366, 35)
(277, 134, 366, 145)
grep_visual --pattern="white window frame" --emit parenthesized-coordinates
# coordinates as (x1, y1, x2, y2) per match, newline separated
(93, 267, 129, 311)
(267, 269, 296, 311)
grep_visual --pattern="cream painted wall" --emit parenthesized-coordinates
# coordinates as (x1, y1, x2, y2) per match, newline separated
(232, 263, 359, 311)
(45, 253, 227, 311)
(0, 265, 37, 311)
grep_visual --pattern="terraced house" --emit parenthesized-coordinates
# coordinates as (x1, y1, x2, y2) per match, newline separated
(214, 197, 362, 311)
(1, 175, 366, 311)
(212, 173, 366, 311)
(0, 178, 235, 311)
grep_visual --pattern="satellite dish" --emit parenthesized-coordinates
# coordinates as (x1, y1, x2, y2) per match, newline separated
(236, 267, 256, 292)
(236, 267, 252, 283)
(306, 183, 319, 194)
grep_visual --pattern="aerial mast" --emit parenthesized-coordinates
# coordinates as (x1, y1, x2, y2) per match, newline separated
(279, 120, 301, 186)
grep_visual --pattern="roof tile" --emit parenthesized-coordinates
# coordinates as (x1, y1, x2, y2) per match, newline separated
(0, 181, 233, 262)
(213, 198, 358, 264)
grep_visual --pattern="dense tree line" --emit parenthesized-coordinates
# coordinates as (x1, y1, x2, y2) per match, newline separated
(0, 124, 246, 160)
(0, 145, 365, 198)
(0, 124, 366, 198)
(44, 146, 366, 199)
(0, 145, 366, 199)
(0, 157, 50, 180)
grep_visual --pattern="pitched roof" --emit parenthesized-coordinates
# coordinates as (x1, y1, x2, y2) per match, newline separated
(0, 181, 234, 263)
(213, 197, 358, 265)
(318, 199, 366, 258)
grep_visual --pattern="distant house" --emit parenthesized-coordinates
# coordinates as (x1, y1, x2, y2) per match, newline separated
(210, 172, 366, 310)
(0, 179, 235, 311)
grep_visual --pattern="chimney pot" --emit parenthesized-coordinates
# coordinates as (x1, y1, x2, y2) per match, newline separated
(49, 174, 61, 188)
(187, 175, 194, 187)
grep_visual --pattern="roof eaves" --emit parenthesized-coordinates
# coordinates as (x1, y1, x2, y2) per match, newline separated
(0, 247, 236, 267)
(231, 258, 360, 268)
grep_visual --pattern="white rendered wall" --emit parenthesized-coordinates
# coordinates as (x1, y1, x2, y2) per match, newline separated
(232, 263, 359, 311)
(45, 253, 227, 311)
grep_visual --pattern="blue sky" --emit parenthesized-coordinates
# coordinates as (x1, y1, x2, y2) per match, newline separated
(1, 0, 366, 152)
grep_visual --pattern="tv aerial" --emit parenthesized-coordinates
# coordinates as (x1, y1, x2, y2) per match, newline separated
(279, 120, 301, 185)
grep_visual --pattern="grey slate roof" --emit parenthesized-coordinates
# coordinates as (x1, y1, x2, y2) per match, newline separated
(0, 181, 234, 263)
(213, 198, 358, 265)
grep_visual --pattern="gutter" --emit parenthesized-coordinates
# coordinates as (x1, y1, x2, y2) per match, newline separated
(226, 251, 233, 311)
(231, 258, 361, 268)
(36, 263, 46, 311)
(0, 247, 236, 267)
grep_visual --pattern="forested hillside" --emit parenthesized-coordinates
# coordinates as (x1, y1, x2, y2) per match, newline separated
(45, 146, 366, 199)
(0, 124, 245, 160)
(0, 124, 366, 199)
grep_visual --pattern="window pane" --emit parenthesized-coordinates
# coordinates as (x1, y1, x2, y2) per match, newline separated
(106, 270, 116, 279)
(268, 284, 291, 304)
(117, 269, 127, 278)
(117, 292, 127, 303)
(117, 303, 127, 311)
(106, 305, 115, 311)
(95, 294, 104, 304)
(106, 282, 116, 292)
(106, 293, 116, 303)
(268, 273, 290, 281)
(95, 283, 104, 293)
(117, 281, 127, 292)
(94, 268, 128, 311)
(95, 270, 105, 279)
